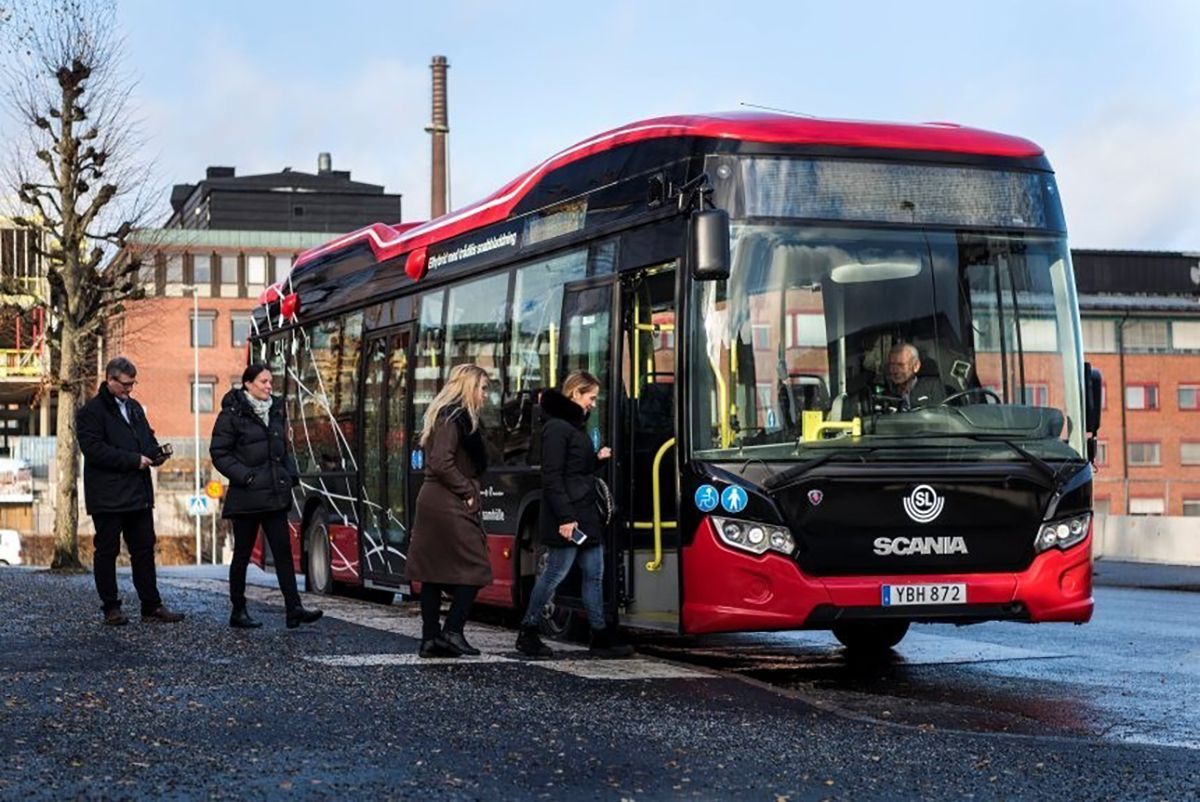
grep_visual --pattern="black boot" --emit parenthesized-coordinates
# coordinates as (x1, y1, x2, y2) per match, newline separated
(589, 626, 634, 658)
(419, 638, 457, 658)
(286, 606, 324, 629)
(229, 606, 262, 629)
(441, 630, 480, 656)
(516, 626, 553, 658)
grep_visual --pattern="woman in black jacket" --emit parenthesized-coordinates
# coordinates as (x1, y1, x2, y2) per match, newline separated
(210, 363, 322, 629)
(515, 371, 632, 659)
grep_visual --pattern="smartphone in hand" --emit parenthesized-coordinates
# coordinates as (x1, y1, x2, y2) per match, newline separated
(569, 527, 588, 545)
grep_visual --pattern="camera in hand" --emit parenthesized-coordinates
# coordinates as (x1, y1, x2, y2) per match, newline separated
(150, 443, 173, 466)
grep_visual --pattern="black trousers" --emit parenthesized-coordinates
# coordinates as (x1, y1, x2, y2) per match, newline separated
(419, 582, 478, 640)
(230, 510, 301, 612)
(92, 509, 162, 614)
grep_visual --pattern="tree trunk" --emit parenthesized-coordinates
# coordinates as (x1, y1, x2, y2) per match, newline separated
(50, 317, 85, 571)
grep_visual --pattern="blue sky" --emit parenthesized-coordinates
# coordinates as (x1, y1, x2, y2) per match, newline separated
(110, 0, 1200, 249)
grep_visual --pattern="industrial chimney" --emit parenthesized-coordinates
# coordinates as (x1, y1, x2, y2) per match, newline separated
(425, 55, 450, 218)
(317, 152, 332, 174)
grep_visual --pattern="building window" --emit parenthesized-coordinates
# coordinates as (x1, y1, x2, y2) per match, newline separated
(247, 255, 267, 287)
(273, 254, 293, 282)
(1171, 321, 1200, 351)
(786, 312, 826, 349)
(190, 311, 216, 348)
(191, 380, 215, 413)
(1181, 442, 1200, 465)
(1100, 381, 1107, 410)
(1183, 500, 1200, 517)
(220, 255, 238, 284)
(231, 313, 252, 347)
(1020, 383, 1049, 406)
(751, 324, 771, 351)
(192, 253, 212, 285)
(651, 328, 675, 350)
(1018, 319, 1058, 352)
(292, 205, 305, 218)
(1122, 320, 1169, 352)
(1178, 384, 1200, 411)
(1128, 497, 1164, 516)
(1127, 441, 1160, 466)
(1124, 384, 1159, 411)
(1094, 497, 1111, 516)
(165, 254, 184, 283)
(1081, 319, 1116, 353)
(1095, 440, 1108, 467)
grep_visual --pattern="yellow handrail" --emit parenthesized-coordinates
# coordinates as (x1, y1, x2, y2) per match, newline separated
(644, 437, 676, 573)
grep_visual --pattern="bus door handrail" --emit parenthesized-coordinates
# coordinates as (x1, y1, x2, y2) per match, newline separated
(643, 437, 676, 573)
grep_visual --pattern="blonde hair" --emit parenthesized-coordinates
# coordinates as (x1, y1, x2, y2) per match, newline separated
(420, 363, 490, 447)
(561, 370, 600, 400)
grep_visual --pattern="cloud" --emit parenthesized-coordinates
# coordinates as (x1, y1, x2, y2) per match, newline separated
(1048, 100, 1200, 251)
(135, 40, 429, 222)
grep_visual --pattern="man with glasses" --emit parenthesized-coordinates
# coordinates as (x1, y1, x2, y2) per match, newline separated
(884, 342, 945, 410)
(77, 357, 184, 625)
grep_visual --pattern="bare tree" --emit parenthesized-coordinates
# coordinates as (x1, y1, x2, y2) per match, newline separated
(1, 0, 154, 570)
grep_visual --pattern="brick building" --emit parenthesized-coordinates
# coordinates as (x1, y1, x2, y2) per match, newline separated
(1073, 250, 1200, 517)
(103, 229, 333, 440)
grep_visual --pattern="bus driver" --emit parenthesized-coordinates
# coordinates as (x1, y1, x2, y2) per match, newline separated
(884, 343, 945, 410)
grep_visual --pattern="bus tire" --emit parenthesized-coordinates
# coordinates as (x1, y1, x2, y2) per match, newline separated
(832, 620, 909, 652)
(304, 508, 333, 596)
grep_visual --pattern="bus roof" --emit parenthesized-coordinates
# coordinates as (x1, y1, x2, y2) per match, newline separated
(277, 111, 1043, 297)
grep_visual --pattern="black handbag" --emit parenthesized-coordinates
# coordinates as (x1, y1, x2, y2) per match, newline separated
(594, 476, 614, 525)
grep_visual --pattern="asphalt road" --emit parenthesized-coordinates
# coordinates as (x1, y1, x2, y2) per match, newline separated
(1, 566, 1197, 801)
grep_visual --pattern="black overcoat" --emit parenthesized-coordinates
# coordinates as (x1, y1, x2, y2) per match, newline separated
(209, 389, 299, 518)
(538, 389, 603, 549)
(77, 384, 161, 515)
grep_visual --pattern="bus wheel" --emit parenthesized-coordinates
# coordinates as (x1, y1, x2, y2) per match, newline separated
(305, 509, 333, 596)
(832, 620, 909, 653)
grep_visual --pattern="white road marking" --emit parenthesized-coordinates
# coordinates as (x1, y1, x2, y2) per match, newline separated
(163, 576, 705, 681)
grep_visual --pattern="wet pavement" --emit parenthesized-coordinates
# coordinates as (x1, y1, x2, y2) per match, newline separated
(1, 565, 1198, 800)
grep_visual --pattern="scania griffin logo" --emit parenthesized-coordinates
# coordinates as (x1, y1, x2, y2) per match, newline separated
(902, 484, 944, 523)
(874, 536, 968, 556)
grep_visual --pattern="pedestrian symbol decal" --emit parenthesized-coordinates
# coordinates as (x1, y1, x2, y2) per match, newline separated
(720, 485, 748, 514)
(411, 450, 424, 470)
(694, 484, 719, 512)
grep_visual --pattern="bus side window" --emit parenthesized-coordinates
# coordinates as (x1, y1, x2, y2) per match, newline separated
(505, 249, 588, 465)
(444, 272, 510, 462)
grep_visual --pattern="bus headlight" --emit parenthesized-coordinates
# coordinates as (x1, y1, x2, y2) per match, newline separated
(1034, 513, 1091, 553)
(712, 517, 795, 556)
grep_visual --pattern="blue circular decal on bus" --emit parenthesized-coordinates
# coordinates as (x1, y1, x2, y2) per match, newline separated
(694, 484, 719, 512)
(720, 485, 748, 514)
(411, 450, 424, 471)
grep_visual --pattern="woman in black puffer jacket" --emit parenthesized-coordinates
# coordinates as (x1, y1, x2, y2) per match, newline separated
(210, 363, 322, 630)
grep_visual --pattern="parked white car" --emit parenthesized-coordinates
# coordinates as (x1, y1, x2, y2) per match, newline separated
(0, 529, 22, 565)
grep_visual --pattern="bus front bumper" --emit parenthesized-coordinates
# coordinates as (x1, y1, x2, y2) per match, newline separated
(680, 520, 1093, 635)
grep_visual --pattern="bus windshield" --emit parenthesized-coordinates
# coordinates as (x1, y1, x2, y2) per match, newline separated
(689, 223, 1086, 464)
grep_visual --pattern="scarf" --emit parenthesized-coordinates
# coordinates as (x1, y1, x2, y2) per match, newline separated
(244, 390, 272, 427)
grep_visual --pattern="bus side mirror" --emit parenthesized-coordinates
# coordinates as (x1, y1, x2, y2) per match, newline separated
(1084, 362, 1102, 435)
(691, 208, 730, 281)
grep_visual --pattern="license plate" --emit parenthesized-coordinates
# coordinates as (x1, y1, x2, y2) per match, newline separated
(881, 583, 966, 606)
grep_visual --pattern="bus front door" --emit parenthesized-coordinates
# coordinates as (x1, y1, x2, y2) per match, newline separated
(358, 326, 413, 594)
(617, 265, 680, 631)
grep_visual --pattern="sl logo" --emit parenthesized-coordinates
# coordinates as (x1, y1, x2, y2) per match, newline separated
(903, 484, 944, 524)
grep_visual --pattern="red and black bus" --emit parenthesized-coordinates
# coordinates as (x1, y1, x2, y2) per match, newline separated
(249, 111, 1102, 650)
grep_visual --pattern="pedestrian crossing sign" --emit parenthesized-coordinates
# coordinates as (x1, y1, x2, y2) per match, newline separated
(187, 495, 210, 517)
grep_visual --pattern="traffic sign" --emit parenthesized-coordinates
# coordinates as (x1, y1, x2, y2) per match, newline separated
(186, 495, 210, 517)
(205, 480, 224, 499)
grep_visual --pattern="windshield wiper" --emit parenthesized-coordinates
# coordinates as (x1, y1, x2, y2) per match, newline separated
(764, 450, 867, 491)
(925, 432, 1085, 493)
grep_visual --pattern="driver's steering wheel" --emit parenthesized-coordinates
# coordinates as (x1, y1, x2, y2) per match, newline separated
(941, 387, 1002, 406)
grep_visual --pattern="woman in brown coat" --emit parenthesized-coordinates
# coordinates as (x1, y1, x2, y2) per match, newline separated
(407, 363, 494, 658)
